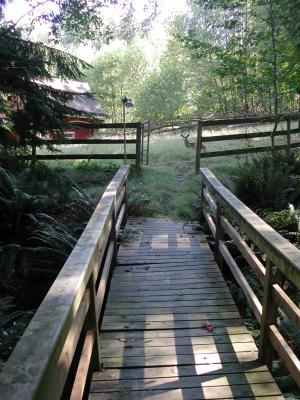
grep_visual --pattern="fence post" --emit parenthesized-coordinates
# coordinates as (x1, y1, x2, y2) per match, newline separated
(136, 122, 142, 168)
(215, 203, 225, 270)
(287, 116, 291, 157)
(32, 132, 37, 165)
(141, 122, 145, 164)
(195, 120, 203, 174)
(258, 259, 281, 369)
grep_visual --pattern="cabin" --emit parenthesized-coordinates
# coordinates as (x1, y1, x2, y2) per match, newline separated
(45, 79, 107, 139)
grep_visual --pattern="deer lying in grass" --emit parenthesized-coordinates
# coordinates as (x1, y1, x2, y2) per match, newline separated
(181, 133, 206, 152)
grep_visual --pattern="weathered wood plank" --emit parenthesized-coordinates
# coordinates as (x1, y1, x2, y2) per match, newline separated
(90, 217, 282, 400)
(104, 305, 238, 316)
(106, 286, 230, 298)
(89, 385, 283, 400)
(91, 370, 274, 391)
(115, 263, 218, 272)
(103, 311, 241, 323)
(106, 299, 237, 309)
(101, 319, 245, 331)
(112, 273, 223, 282)
(102, 350, 259, 368)
(110, 282, 228, 292)
(110, 274, 225, 283)
(92, 362, 267, 381)
(100, 341, 258, 358)
(100, 333, 254, 349)
(100, 325, 251, 340)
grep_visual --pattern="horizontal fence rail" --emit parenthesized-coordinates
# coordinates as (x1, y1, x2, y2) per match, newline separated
(26, 122, 142, 167)
(201, 113, 300, 127)
(195, 114, 300, 172)
(0, 165, 130, 400)
(18, 154, 137, 161)
(142, 113, 300, 172)
(200, 168, 300, 387)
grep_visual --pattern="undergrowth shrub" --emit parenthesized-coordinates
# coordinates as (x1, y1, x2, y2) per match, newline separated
(0, 296, 33, 369)
(0, 166, 78, 296)
(0, 161, 112, 367)
(231, 151, 300, 210)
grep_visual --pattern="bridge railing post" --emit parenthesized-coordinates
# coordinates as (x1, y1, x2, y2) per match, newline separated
(259, 259, 282, 369)
(122, 181, 128, 228)
(199, 184, 205, 225)
(86, 274, 102, 372)
(215, 203, 225, 270)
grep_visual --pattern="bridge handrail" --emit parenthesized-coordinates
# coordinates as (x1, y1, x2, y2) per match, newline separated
(201, 167, 300, 388)
(0, 165, 130, 400)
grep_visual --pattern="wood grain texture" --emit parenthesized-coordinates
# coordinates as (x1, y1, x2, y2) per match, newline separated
(90, 218, 282, 399)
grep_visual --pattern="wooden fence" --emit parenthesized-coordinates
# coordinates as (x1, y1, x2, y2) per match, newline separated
(25, 123, 142, 167)
(195, 113, 300, 172)
(0, 165, 130, 400)
(141, 114, 300, 173)
(201, 168, 300, 387)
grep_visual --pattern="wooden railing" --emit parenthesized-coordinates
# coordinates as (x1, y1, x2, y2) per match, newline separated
(0, 165, 130, 400)
(200, 168, 300, 387)
(23, 122, 142, 167)
(195, 113, 300, 172)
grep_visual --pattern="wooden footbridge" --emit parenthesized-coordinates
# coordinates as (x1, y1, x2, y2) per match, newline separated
(1, 166, 300, 400)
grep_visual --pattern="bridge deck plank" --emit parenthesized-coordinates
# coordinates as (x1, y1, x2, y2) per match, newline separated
(89, 218, 283, 399)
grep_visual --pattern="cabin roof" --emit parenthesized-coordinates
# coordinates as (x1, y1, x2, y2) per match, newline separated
(44, 79, 107, 119)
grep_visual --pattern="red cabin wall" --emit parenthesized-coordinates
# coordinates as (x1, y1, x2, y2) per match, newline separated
(63, 128, 94, 139)
(74, 128, 94, 139)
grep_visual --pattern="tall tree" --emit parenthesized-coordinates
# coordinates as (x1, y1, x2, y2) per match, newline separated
(0, 25, 90, 147)
(180, 0, 300, 116)
(88, 45, 147, 122)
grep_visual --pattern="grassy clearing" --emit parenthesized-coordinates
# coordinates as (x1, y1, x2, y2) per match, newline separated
(41, 122, 300, 221)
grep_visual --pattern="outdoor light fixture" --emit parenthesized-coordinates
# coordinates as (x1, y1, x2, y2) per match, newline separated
(122, 96, 134, 108)
(122, 96, 135, 164)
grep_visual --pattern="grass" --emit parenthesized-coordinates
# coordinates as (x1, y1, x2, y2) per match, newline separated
(39, 121, 300, 221)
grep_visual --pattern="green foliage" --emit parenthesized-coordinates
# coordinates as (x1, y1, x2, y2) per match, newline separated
(231, 152, 300, 211)
(87, 45, 147, 122)
(0, 303, 33, 368)
(273, 355, 300, 398)
(0, 164, 95, 295)
(75, 160, 118, 173)
(1, 0, 115, 46)
(0, 25, 90, 148)
(118, 227, 139, 243)
(128, 182, 151, 216)
(263, 209, 298, 232)
(179, 0, 300, 115)
(128, 162, 200, 221)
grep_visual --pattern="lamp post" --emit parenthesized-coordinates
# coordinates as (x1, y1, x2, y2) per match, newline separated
(121, 96, 134, 164)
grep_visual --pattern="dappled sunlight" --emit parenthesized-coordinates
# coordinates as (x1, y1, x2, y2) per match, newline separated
(176, 233, 191, 249)
(151, 234, 169, 249)
(202, 384, 233, 399)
